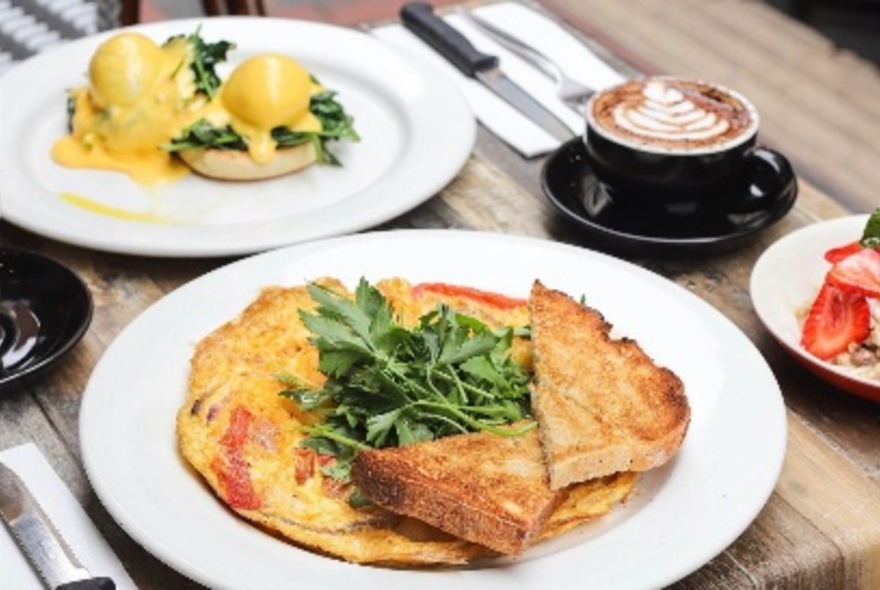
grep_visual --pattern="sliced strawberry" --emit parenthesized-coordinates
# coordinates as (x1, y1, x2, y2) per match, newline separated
(801, 282, 871, 360)
(826, 247, 880, 298)
(825, 241, 864, 263)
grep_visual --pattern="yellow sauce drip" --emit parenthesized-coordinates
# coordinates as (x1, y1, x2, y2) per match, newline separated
(60, 192, 170, 223)
(52, 135, 190, 185)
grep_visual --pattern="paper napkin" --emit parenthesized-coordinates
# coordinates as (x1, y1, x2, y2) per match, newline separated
(0, 443, 136, 590)
(372, 1, 626, 157)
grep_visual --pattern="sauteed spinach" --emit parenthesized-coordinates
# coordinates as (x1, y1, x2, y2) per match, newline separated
(166, 30, 234, 98)
(165, 89, 359, 166)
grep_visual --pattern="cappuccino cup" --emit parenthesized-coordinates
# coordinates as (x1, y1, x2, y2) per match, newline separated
(583, 76, 795, 219)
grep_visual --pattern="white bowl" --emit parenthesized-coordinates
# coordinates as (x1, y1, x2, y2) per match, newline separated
(750, 214, 880, 403)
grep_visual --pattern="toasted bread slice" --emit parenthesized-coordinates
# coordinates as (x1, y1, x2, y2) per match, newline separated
(529, 280, 690, 490)
(351, 427, 562, 555)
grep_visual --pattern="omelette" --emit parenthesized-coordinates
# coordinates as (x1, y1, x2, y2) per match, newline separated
(176, 277, 636, 565)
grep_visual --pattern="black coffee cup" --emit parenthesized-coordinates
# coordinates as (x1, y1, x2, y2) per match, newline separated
(583, 76, 795, 219)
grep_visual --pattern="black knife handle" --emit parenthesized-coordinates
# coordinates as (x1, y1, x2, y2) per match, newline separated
(400, 2, 498, 77)
(57, 578, 116, 590)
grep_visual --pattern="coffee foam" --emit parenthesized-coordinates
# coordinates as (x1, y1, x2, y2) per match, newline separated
(587, 77, 759, 154)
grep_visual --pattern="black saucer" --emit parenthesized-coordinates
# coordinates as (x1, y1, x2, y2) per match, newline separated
(541, 138, 798, 256)
(0, 248, 93, 391)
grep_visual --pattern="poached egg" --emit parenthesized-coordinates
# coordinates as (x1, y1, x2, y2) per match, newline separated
(213, 53, 323, 165)
(52, 33, 198, 184)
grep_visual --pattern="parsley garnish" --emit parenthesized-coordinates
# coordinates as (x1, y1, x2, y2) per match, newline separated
(279, 279, 534, 478)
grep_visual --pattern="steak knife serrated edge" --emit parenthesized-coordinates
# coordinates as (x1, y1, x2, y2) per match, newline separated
(0, 461, 115, 590)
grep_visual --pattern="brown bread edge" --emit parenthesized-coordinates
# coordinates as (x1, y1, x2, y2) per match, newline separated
(351, 451, 558, 555)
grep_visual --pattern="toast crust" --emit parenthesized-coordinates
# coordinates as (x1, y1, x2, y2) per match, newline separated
(529, 280, 690, 490)
(352, 428, 562, 555)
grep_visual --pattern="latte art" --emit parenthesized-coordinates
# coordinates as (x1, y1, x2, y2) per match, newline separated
(614, 81, 732, 142)
(589, 77, 757, 153)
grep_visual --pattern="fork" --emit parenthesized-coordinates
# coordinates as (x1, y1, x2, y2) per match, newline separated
(457, 8, 595, 113)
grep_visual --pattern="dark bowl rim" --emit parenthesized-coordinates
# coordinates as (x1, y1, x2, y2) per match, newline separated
(0, 247, 94, 390)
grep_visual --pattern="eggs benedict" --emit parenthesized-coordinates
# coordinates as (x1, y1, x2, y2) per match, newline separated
(169, 53, 359, 181)
(53, 31, 357, 185)
(52, 31, 232, 184)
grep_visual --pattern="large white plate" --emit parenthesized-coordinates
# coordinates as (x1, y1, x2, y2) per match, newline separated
(0, 18, 474, 257)
(80, 231, 787, 590)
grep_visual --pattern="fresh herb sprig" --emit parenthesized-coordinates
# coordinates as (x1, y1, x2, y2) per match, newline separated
(165, 89, 359, 165)
(279, 279, 533, 479)
(860, 208, 880, 248)
(165, 30, 234, 98)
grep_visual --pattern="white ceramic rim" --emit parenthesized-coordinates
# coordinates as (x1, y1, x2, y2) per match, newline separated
(80, 229, 787, 590)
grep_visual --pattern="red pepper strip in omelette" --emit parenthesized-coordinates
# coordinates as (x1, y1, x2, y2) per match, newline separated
(210, 405, 262, 510)
(413, 283, 527, 310)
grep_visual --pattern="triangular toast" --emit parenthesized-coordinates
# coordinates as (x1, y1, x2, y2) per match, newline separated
(351, 427, 561, 555)
(529, 280, 690, 490)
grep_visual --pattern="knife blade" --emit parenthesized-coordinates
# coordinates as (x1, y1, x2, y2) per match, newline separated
(400, 2, 573, 143)
(0, 461, 115, 590)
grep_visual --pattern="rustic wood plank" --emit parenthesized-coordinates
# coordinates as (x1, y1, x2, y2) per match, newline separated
(434, 157, 554, 237)
(2, 2, 880, 588)
(778, 417, 880, 587)
(674, 493, 846, 589)
(674, 0, 880, 116)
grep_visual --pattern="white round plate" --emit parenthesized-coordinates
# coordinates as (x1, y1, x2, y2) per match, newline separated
(751, 214, 880, 402)
(0, 18, 474, 257)
(80, 230, 786, 590)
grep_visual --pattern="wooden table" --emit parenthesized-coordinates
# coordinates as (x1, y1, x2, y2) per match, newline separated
(2, 2, 880, 589)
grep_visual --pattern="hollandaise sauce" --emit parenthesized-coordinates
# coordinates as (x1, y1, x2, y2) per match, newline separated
(211, 53, 323, 164)
(52, 32, 202, 185)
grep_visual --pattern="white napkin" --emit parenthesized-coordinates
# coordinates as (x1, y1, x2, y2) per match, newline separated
(372, 2, 626, 157)
(0, 443, 136, 590)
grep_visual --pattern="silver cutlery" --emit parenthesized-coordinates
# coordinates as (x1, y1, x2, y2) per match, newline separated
(401, 2, 574, 143)
(0, 461, 115, 590)
(457, 8, 595, 113)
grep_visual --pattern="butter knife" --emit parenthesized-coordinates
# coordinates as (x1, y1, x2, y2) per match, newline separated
(400, 2, 573, 143)
(0, 461, 115, 590)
